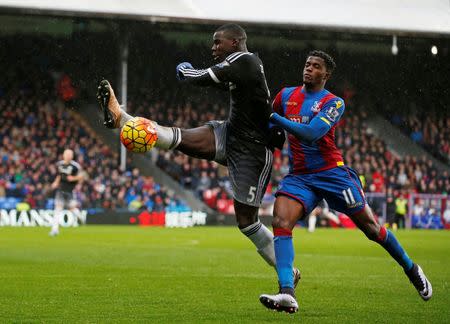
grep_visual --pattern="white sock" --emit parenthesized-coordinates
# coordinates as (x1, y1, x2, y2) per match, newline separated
(51, 210, 61, 232)
(119, 107, 134, 128)
(308, 215, 317, 232)
(119, 108, 181, 150)
(325, 211, 340, 225)
(154, 124, 182, 150)
(240, 220, 276, 267)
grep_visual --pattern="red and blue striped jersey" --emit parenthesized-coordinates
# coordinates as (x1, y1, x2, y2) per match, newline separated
(273, 86, 345, 174)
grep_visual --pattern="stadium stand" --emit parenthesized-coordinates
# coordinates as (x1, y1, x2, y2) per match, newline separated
(390, 112, 450, 165)
(0, 90, 188, 212)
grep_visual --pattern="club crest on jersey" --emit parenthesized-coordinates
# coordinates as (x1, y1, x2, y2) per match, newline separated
(311, 101, 322, 113)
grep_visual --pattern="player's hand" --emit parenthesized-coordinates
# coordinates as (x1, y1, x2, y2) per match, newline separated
(268, 125, 286, 150)
(51, 182, 58, 190)
(176, 62, 193, 81)
(67, 175, 76, 182)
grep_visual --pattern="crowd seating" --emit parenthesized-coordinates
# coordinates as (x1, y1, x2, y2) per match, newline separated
(390, 112, 450, 165)
(0, 92, 188, 212)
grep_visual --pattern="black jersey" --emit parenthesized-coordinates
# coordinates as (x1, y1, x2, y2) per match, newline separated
(56, 160, 81, 193)
(179, 52, 272, 144)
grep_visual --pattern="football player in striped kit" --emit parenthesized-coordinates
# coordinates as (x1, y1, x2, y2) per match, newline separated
(259, 50, 432, 313)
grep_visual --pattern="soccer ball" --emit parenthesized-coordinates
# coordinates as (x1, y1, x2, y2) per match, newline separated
(120, 117, 158, 153)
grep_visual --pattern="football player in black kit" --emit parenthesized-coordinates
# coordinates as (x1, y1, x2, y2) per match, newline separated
(50, 149, 83, 236)
(97, 23, 300, 285)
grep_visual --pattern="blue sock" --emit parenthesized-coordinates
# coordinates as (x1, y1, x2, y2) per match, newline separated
(376, 227, 413, 271)
(274, 228, 294, 288)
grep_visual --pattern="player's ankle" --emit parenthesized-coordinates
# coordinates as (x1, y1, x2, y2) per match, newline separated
(280, 287, 296, 297)
(119, 109, 133, 128)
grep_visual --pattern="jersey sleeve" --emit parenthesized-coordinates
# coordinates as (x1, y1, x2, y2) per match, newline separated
(314, 97, 345, 129)
(181, 53, 255, 88)
(208, 52, 254, 84)
(272, 89, 284, 116)
(72, 162, 82, 175)
(270, 96, 345, 144)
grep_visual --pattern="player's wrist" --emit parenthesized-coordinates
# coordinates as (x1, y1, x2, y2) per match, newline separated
(269, 112, 280, 121)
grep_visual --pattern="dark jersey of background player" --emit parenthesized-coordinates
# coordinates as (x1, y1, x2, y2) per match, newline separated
(178, 51, 272, 144)
(56, 159, 81, 193)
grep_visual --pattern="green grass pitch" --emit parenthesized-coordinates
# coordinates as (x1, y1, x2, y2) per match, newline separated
(1, 226, 449, 323)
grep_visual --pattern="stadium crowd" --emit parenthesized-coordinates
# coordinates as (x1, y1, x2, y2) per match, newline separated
(0, 91, 188, 212)
(390, 112, 450, 165)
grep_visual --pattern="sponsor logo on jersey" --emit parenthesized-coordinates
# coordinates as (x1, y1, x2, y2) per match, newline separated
(287, 115, 310, 124)
(286, 101, 298, 106)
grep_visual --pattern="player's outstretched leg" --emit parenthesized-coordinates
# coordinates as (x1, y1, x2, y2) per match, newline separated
(96, 80, 185, 150)
(405, 263, 433, 301)
(351, 205, 432, 301)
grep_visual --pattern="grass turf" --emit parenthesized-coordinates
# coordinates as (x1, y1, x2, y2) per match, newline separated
(0, 226, 449, 323)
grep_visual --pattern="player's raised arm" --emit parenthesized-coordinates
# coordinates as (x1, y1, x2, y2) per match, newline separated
(176, 53, 253, 87)
(176, 62, 216, 86)
(270, 98, 345, 144)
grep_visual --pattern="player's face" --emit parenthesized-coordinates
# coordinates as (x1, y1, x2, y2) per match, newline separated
(63, 149, 73, 162)
(303, 56, 329, 86)
(212, 31, 236, 62)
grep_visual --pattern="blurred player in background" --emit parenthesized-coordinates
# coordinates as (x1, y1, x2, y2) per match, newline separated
(259, 50, 432, 313)
(97, 24, 300, 283)
(49, 149, 83, 236)
(307, 199, 340, 233)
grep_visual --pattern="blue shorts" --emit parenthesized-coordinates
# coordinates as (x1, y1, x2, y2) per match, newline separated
(276, 166, 366, 216)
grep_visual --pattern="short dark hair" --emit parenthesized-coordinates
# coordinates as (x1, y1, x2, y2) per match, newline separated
(308, 50, 336, 73)
(215, 23, 247, 41)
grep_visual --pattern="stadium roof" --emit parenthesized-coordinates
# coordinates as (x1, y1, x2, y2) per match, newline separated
(0, 0, 449, 36)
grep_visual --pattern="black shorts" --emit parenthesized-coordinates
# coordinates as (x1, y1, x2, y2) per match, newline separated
(55, 190, 76, 209)
(207, 120, 273, 207)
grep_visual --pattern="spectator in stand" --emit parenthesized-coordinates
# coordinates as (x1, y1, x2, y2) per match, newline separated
(385, 188, 397, 228)
(394, 192, 408, 230)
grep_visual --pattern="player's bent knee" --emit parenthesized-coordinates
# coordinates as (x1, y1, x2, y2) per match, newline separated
(364, 224, 383, 242)
(272, 217, 293, 230)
